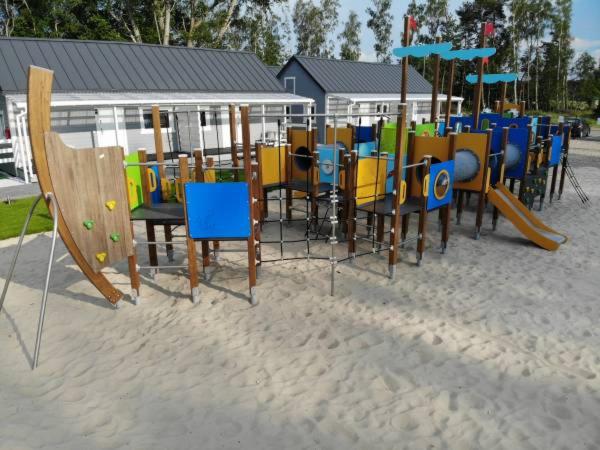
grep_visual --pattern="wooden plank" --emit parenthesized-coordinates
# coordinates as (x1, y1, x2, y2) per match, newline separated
(44, 132, 134, 272)
(389, 106, 407, 270)
(180, 155, 199, 299)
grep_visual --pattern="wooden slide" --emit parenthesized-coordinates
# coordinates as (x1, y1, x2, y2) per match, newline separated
(487, 183, 567, 251)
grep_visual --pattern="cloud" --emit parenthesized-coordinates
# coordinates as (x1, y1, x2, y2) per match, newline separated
(571, 37, 600, 60)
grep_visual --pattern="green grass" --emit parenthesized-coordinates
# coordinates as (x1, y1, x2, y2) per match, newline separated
(0, 196, 54, 240)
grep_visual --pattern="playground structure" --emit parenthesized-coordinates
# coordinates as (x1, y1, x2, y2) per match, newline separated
(2, 17, 588, 368)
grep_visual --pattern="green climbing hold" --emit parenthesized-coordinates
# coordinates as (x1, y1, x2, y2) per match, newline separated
(83, 220, 95, 230)
(110, 233, 121, 242)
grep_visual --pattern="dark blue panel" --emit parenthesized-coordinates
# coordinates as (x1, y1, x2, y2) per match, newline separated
(356, 126, 373, 143)
(185, 182, 250, 239)
(550, 135, 562, 167)
(449, 116, 474, 131)
(538, 116, 551, 139)
(504, 128, 530, 179)
(438, 122, 445, 136)
(428, 160, 454, 211)
(151, 166, 162, 204)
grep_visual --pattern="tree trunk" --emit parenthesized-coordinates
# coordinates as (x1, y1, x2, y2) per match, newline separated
(162, 1, 171, 45)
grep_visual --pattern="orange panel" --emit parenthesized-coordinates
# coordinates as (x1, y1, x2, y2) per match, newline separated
(409, 136, 451, 197)
(453, 133, 488, 192)
(326, 127, 354, 152)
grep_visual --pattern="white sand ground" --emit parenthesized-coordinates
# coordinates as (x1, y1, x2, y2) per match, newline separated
(1, 139, 600, 450)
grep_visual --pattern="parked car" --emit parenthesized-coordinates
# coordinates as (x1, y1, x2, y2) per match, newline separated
(565, 117, 591, 138)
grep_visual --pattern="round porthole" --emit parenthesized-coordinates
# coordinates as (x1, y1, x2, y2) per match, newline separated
(294, 146, 311, 172)
(321, 159, 334, 175)
(434, 169, 450, 200)
(421, 131, 431, 137)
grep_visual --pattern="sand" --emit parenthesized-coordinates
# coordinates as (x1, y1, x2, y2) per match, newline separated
(1, 138, 600, 449)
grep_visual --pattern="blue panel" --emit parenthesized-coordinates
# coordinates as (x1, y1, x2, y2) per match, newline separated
(440, 47, 496, 61)
(151, 166, 162, 204)
(550, 135, 562, 167)
(479, 113, 502, 128)
(185, 182, 250, 239)
(357, 141, 377, 157)
(438, 122, 446, 136)
(427, 161, 454, 211)
(393, 42, 453, 58)
(316, 144, 347, 184)
(466, 73, 519, 84)
(356, 126, 373, 143)
(530, 116, 538, 137)
(504, 128, 530, 179)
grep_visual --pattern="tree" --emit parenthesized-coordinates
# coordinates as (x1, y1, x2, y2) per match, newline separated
(571, 52, 599, 108)
(339, 11, 361, 61)
(292, 0, 338, 58)
(366, 0, 393, 63)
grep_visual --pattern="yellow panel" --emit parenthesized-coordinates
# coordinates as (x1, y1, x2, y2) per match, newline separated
(326, 127, 353, 152)
(453, 133, 488, 192)
(261, 145, 286, 186)
(355, 159, 387, 206)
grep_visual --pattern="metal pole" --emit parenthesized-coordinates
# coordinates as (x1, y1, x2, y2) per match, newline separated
(330, 115, 338, 296)
(0, 192, 59, 370)
(33, 192, 59, 369)
(0, 194, 44, 312)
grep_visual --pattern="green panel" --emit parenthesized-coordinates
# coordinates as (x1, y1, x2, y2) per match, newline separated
(415, 123, 436, 137)
(125, 153, 143, 210)
(380, 123, 398, 153)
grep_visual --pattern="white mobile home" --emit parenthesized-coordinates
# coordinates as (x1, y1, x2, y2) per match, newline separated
(0, 38, 312, 182)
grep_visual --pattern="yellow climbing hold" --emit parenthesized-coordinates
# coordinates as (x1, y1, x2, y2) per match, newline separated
(105, 200, 117, 211)
(96, 252, 107, 263)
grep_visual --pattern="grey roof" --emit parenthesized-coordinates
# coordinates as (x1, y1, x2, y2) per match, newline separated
(267, 65, 281, 75)
(281, 55, 432, 94)
(0, 37, 284, 94)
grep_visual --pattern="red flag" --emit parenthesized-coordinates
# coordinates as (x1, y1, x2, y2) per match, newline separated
(409, 16, 418, 31)
(482, 57, 489, 65)
(484, 22, 494, 36)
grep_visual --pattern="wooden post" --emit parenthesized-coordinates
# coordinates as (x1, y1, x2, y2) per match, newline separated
(472, 23, 488, 130)
(401, 15, 411, 104)
(193, 149, 211, 273)
(474, 129, 493, 239)
(138, 149, 158, 267)
(401, 130, 416, 243)
(151, 105, 167, 200)
(440, 132, 457, 252)
(179, 154, 200, 303)
(430, 36, 442, 124)
(252, 161, 262, 267)
(151, 105, 173, 261)
(388, 105, 407, 277)
(416, 155, 432, 266)
(228, 104, 240, 181)
(240, 106, 258, 305)
(492, 127, 509, 230)
(519, 101, 526, 117)
(124, 159, 141, 303)
(499, 82, 507, 116)
(444, 59, 455, 129)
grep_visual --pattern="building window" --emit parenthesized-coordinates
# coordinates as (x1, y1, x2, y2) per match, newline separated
(141, 109, 170, 130)
(376, 103, 389, 114)
(284, 77, 296, 94)
(0, 109, 7, 141)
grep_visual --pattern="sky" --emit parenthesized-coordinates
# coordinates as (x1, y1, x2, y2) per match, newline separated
(285, 0, 600, 63)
